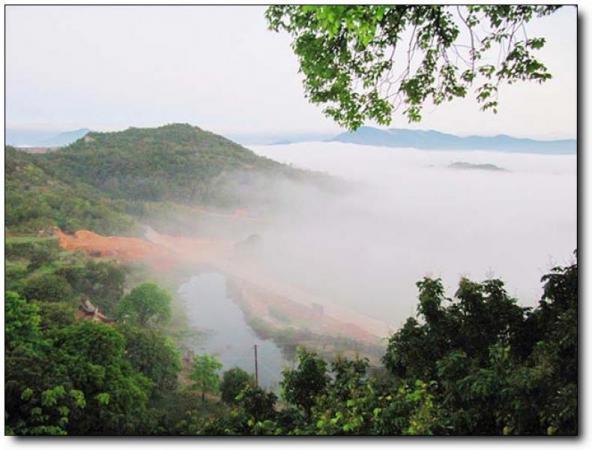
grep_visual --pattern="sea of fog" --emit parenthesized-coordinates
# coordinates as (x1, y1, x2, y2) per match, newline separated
(247, 142, 577, 326)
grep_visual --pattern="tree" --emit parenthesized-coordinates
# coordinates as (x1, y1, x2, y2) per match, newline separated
(235, 384, 278, 423)
(267, 5, 561, 129)
(517, 255, 578, 435)
(5, 292, 79, 436)
(49, 321, 153, 435)
(119, 325, 182, 393)
(35, 302, 76, 330)
(281, 348, 329, 417)
(5, 295, 153, 436)
(22, 272, 74, 304)
(380, 254, 577, 435)
(190, 354, 223, 403)
(220, 367, 254, 405)
(117, 282, 172, 327)
(5, 291, 42, 352)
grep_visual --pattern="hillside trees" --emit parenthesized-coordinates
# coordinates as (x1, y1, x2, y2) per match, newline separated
(117, 283, 172, 327)
(180, 255, 577, 436)
(220, 367, 254, 405)
(4, 239, 182, 436)
(190, 354, 224, 403)
(4, 292, 153, 435)
(281, 348, 330, 417)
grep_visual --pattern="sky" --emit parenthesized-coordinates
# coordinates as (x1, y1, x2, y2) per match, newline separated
(5, 5, 577, 139)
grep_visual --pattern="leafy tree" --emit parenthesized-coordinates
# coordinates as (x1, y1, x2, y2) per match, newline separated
(119, 325, 181, 393)
(517, 257, 578, 435)
(309, 356, 377, 435)
(220, 367, 254, 405)
(35, 302, 76, 330)
(22, 272, 74, 304)
(380, 255, 577, 435)
(117, 282, 172, 327)
(5, 292, 86, 436)
(190, 354, 223, 403)
(267, 5, 562, 128)
(384, 275, 527, 381)
(235, 384, 278, 423)
(5, 291, 42, 352)
(281, 348, 329, 417)
(49, 321, 153, 435)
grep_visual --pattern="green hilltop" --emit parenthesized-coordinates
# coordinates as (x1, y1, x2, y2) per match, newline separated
(5, 123, 326, 235)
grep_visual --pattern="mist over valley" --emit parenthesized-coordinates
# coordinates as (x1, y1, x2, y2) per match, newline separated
(247, 141, 576, 323)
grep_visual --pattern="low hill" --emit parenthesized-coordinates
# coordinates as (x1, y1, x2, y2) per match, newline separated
(332, 126, 576, 154)
(40, 124, 317, 205)
(6, 124, 332, 235)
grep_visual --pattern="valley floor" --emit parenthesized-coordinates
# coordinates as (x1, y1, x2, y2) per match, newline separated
(54, 227, 389, 356)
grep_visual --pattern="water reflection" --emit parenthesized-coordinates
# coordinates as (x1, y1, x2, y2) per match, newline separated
(178, 272, 288, 390)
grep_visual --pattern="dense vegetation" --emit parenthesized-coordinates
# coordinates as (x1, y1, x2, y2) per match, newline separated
(180, 258, 578, 436)
(5, 235, 577, 435)
(4, 123, 577, 436)
(5, 147, 134, 235)
(39, 124, 303, 205)
(5, 124, 330, 236)
(267, 5, 561, 128)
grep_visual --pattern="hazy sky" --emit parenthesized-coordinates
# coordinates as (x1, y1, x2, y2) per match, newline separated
(6, 5, 577, 139)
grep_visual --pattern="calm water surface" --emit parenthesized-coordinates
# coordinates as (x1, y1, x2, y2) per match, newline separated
(178, 272, 288, 389)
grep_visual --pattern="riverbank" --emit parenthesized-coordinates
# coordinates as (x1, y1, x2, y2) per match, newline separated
(54, 227, 392, 362)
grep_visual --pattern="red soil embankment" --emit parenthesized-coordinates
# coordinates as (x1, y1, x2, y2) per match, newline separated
(55, 229, 175, 270)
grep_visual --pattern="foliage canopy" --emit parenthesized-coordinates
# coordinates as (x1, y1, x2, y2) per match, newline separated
(267, 5, 561, 129)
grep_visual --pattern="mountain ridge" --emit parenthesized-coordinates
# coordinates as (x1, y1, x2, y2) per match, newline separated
(5, 123, 333, 235)
(331, 126, 576, 154)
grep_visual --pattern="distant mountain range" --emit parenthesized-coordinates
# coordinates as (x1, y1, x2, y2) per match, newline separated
(6, 128, 90, 147)
(6, 125, 576, 155)
(331, 127, 576, 155)
(230, 131, 337, 145)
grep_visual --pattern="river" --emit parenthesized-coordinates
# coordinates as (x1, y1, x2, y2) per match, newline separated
(178, 272, 289, 390)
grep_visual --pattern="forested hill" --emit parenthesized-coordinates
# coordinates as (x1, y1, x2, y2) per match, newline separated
(5, 146, 135, 235)
(40, 123, 314, 203)
(5, 123, 330, 235)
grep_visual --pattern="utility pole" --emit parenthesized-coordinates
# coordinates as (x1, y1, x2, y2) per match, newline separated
(253, 344, 259, 386)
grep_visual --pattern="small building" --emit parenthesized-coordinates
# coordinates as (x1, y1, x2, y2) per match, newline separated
(76, 298, 113, 324)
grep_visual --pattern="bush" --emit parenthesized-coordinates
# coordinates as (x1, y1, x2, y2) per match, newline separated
(22, 272, 74, 303)
(221, 367, 254, 405)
